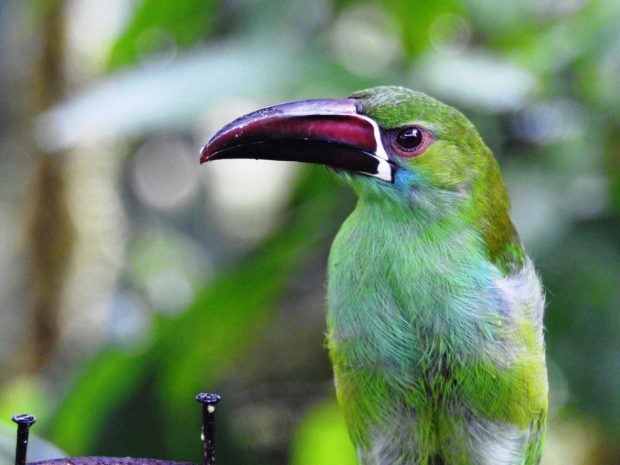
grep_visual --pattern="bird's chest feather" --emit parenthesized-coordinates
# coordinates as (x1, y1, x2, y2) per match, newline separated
(326, 203, 509, 380)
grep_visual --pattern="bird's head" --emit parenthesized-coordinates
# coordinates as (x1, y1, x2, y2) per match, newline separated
(201, 86, 516, 259)
(202, 86, 502, 203)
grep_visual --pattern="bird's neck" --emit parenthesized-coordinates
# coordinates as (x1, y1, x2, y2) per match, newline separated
(339, 194, 499, 271)
(353, 169, 522, 273)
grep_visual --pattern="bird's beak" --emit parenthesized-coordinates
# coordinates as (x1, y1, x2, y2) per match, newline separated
(200, 99, 395, 182)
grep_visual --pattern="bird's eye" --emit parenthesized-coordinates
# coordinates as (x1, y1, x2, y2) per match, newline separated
(387, 125, 433, 158)
(396, 127, 423, 150)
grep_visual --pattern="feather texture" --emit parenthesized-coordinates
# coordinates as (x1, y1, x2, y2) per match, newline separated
(327, 87, 547, 465)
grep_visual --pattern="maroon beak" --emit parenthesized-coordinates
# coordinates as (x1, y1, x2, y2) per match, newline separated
(200, 98, 395, 182)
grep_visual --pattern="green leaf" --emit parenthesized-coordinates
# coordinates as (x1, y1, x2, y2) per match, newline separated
(107, 0, 220, 70)
(152, 167, 351, 457)
(291, 400, 356, 465)
(46, 348, 149, 455)
(382, 0, 466, 58)
(46, 167, 353, 460)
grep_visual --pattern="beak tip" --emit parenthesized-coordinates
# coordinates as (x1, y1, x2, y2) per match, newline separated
(199, 146, 211, 164)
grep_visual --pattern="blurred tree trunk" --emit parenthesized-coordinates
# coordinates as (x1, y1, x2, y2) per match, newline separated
(22, 0, 75, 373)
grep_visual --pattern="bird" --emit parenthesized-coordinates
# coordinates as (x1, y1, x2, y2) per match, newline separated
(200, 86, 548, 465)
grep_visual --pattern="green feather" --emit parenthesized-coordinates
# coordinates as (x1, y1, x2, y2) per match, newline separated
(327, 86, 547, 465)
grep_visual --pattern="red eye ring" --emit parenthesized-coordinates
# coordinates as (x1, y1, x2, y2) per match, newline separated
(386, 125, 433, 158)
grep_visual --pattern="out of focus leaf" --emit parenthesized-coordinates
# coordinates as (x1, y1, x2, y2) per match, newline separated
(46, 349, 148, 455)
(152, 167, 350, 458)
(333, 0, 465, 58)
(107, 0, 220, 71)
(412, 50, 537, 112)
(36, 38, 374, 152)
(290, 400, 356, 465)
(542, 218, 620, 435)
(382, 0, 465, 58)
(0, 377, 52, 429)
(47, 167, 352, 461)
(608, 124, 620, 214)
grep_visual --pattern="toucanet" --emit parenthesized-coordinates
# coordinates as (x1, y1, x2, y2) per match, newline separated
(201, 86, 547, 465)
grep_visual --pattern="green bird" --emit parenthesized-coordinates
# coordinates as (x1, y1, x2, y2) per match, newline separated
(201, 86, 547, 465)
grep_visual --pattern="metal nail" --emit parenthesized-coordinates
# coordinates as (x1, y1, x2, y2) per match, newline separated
(195, 393, 221, 465)
(12, 414, 36, 465)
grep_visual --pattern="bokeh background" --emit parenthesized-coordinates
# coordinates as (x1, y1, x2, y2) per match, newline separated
(1, 0, 619, 464)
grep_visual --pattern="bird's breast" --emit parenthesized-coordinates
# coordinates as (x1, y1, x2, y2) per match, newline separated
(326, 205, 509, 374)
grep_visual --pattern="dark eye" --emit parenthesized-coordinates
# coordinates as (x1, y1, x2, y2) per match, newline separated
(396, 126, 423, 150)
(387, 125, 432, 158)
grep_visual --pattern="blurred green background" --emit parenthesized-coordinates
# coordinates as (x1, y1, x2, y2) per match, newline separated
(0, 0, 619, 464)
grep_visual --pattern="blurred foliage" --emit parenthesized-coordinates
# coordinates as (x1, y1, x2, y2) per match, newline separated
(107, 0, 219, 70)
(0, 0, 619, 465)
(47, 167, 353, 461)
(543, 218, 620, 432)
(383, 0, 466, 57)
(290, 400, 356, 465)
